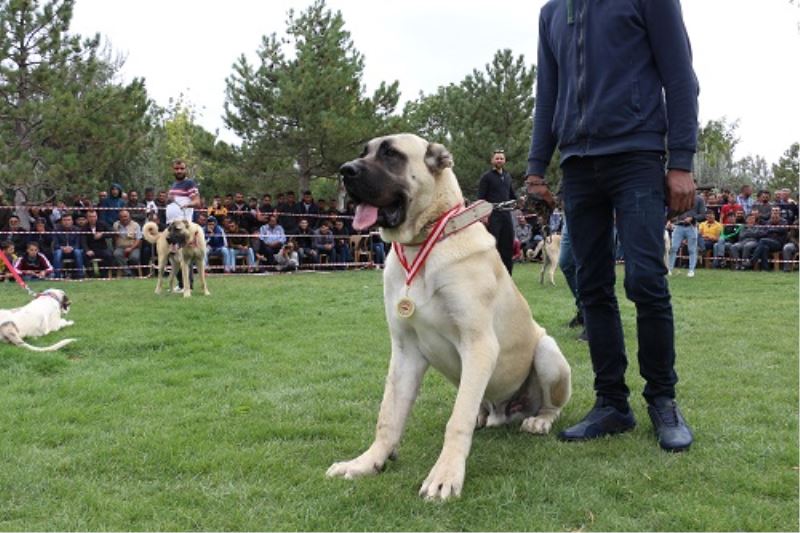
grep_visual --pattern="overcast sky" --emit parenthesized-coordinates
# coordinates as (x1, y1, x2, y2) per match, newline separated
(70, 0, 800, 166)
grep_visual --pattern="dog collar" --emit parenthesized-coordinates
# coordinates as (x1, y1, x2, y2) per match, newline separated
(393, 200, 491, 287)
(405, 200, 493, 246)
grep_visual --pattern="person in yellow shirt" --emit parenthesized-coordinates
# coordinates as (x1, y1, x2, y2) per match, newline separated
(698, 211, 723, 255)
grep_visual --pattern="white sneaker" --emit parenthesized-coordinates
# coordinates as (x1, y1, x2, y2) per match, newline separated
(173, 287, 184, 293)
(668, 269, 673, 276)
(687, 270, 695, 278)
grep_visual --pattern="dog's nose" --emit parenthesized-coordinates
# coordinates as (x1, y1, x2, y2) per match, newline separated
(339, 161, 361, 179)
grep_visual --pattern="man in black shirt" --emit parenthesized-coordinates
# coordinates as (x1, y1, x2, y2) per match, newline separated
(478, 149, 516, 274)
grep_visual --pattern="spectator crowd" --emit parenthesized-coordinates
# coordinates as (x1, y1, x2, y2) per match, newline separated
(0, 187, 389, 281)
(1, 183, 797, 282)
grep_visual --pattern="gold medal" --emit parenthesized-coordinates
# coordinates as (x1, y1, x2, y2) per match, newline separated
(396, 296, 415, 318)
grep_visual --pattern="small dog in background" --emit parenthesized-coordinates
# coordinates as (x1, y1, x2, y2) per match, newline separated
(0, 289, 76, 351)
(529, 234, 562, 286)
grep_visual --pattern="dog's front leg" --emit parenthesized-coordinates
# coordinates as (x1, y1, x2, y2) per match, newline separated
(327, 342, 428, 480)
(420, 336, 498, 501)
(181, 261, 192, 298)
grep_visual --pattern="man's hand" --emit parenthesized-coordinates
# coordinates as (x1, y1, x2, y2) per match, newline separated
(666, 169, 695, 213)
(524, 175, 556, 209)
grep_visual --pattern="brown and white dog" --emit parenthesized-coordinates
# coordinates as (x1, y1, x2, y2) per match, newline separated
(326, 134, 571, 500)
(0, 289, 76, 351)
(143, 220, 210, 298)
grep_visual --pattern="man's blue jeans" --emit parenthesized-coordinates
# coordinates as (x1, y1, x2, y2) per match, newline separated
(53, 248, 85, 279)
(557, 218, 580, 310)
(669, 224, 698, 272)
(561, 151, 677, 404)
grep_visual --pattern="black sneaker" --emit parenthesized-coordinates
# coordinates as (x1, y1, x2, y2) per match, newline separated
(558, 399, 636, 441)
(568, 310, 583, 329)
(647, 397, 693, 452)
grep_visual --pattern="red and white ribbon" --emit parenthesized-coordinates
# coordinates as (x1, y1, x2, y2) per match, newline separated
(393, 204, 462, 287)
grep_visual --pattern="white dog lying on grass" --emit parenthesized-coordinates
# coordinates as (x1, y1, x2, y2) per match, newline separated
(0, 289, 76, 352)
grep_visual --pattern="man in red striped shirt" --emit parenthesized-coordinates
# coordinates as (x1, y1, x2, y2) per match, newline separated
(166, 159, 200, 224)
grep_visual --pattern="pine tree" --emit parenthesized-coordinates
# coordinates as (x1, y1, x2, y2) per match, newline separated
(224, 0, 401, 193)
(0, 0, 153, 199)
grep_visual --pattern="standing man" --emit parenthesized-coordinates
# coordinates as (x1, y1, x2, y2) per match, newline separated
(525, 0, 698, 451)
(478, 149, 517, 274)
(167, 159, 200, 224)
(167, 159, 200, 290)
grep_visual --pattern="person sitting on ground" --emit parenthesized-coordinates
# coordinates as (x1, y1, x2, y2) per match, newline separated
(256, 215, 286, 266)
(712, 210, 745, 269)
(274, 241, 299, 272)
(205, 216, 234, 273)
(0, 240, 17, 281)
(697, 210, 723, 257)
(52, 213, 85, 279)
(225, 218, 256, 272)
(729, 211, 764, 270)
(294, 218, 318, 265)
(13, 241, 53, 280)
(751, 206, 788, 271)
(112, 209, 142, 277)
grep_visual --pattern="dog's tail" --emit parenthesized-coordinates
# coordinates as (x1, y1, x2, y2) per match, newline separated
(18, 338, 77, 352)
(143, 221, 161, 244)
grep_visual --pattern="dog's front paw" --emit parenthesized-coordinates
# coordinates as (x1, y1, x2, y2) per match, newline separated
(326, 453, 386, 480)
(419, 455, 465, 501)
(521, 415, 553, 434)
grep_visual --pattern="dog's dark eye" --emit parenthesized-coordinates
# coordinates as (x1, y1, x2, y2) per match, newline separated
(380, 142, 401, 159)
(359, 145, 369, 158)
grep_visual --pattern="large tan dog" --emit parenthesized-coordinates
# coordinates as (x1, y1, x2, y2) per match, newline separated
(143, 220, 210, 298)
(0, 289, 76, 351)
(327, 134, 571, 500)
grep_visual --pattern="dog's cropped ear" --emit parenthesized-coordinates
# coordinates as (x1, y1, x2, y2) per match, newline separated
(425, 143, 454, 173)
(60, 294, 71, 312)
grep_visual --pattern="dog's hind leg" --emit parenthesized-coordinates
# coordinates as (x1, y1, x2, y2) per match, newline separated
(520, 335, 571, 435)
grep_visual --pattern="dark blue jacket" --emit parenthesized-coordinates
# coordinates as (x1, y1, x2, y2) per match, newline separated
(527, 0, 699, 176)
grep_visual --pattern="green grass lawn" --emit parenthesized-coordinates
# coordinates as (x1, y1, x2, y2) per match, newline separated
(0, 266, 797, 531)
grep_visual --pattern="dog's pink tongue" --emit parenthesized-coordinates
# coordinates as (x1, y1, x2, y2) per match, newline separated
(353, 203, 379, 231)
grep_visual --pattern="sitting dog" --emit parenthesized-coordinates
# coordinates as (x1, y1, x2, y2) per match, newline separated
(0, 289, 76, 351)
(327, 134, 571, 500)
(143, 220, 210, 298)
(529, 233, 562, 286)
